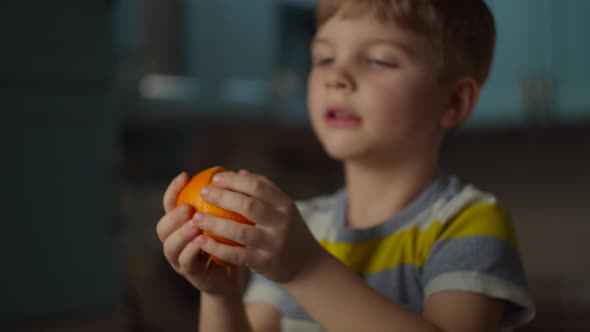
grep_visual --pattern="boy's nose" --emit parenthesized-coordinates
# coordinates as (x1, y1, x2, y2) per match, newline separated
(325, 67, 355, 92)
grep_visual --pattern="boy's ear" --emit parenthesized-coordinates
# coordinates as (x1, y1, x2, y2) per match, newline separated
(440, 77, 480, 129)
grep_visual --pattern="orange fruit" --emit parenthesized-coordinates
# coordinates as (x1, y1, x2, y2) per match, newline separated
(176, 166, 254, 267)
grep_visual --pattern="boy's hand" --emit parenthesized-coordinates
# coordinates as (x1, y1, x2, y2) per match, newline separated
(192, 170, 325, 283)
(156, 172, 245, 296)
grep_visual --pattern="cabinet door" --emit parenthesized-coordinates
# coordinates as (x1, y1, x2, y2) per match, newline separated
(0, 2, 122, 322)
(182, 0, 275, 107)
(0, 100, 122, 321)
(472, 0, 590, 128)
(469, 0, 542, 128)
(1, 1, 116, 83)
(553, 0, 590, 122)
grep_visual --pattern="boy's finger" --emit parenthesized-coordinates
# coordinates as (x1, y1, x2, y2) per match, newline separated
(238, 169, 273, 185)
(163, 172, 189, 213)
(193, 212, 267, 249)
(163, 220, 202, 269)
(177, 239, 204, 275)
(196, 235, 263, 268)
(212, 171, 287, 207)
(156, 204, 194, 242)
(200, 186, 281, 227)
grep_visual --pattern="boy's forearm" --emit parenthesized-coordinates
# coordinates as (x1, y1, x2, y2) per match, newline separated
(199, 292, 253, 332)
(279, 252, 442, 332)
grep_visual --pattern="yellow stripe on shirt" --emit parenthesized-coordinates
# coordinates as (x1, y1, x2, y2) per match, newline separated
(318, 204, 517, 276)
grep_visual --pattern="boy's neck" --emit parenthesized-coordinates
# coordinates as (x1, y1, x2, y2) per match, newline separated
(343, 154, 439, 229)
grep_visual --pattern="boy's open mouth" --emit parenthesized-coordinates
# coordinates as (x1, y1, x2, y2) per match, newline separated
(325, 106, 362, 127)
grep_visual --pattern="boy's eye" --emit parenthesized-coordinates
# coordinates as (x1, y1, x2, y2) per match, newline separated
(368, 59, 397, 68)
(314, 58, 334, 66)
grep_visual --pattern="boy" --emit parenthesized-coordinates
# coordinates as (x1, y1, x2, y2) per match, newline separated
(156, 0, 535, 331)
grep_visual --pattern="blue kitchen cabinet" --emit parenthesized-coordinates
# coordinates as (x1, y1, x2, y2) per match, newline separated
(553, 0, 590, 123)
(0, 1, 122, 322)
(181, 0, 276, 108)
(470, 0, 590, 128)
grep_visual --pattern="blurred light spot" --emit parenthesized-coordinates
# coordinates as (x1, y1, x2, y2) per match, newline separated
(219, 78, 271, 106)
(139, 74, 200, 101)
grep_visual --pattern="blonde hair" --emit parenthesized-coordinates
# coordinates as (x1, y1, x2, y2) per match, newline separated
(316, 0, 496, 85)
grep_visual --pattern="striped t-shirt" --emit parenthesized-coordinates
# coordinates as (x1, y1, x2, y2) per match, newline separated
(243, 175, 535, 331)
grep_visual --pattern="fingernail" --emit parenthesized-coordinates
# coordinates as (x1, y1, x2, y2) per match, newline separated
(180, 204, 190, 212)
(200, 186, 211, 196)
(175, 172, 186, 183)
(212, 174, 222, 183)
(194, 212, 205, 221)
(196, 235, 207, 245)
(185, 221, 198, 234)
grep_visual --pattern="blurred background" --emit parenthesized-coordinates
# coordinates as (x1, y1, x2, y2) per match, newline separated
(0, 0, 588, 331)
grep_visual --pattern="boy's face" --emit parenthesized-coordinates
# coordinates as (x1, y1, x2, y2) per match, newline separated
(307, 11, 449, 164)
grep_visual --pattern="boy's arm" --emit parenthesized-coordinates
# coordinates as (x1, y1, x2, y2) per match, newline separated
(199, 292, 281, 332)
(246, 302, 282, 332)
(199, 292, 253, 332)
(424, 290, 503, 332)
(281, 251, 502, 332)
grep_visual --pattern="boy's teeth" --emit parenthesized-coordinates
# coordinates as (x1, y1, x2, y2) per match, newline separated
(332, 110, 357, 118)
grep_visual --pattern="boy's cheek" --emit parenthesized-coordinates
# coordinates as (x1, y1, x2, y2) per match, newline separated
(307, 79, 324, 107)
(366, 88, 407, 116)
(306, 89, 325, 122)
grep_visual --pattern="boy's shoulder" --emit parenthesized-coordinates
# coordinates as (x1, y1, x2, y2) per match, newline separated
(405, 177, 514, 236)
(409, 177, 518, 252)
(295, 176, 509, 234)
(426, 177, 501, 225)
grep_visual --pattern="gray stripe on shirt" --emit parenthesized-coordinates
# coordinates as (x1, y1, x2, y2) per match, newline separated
(422, 236, 528, 289)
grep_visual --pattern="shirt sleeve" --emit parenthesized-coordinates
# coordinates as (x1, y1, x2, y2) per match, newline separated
(421, 204, 536, 328)
(243, 271, 288, 309)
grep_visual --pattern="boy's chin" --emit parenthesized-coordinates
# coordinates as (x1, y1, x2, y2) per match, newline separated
(322, 143, 370, 162)
(324, 150, 353, 162)
(322, 142, 414, 165)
